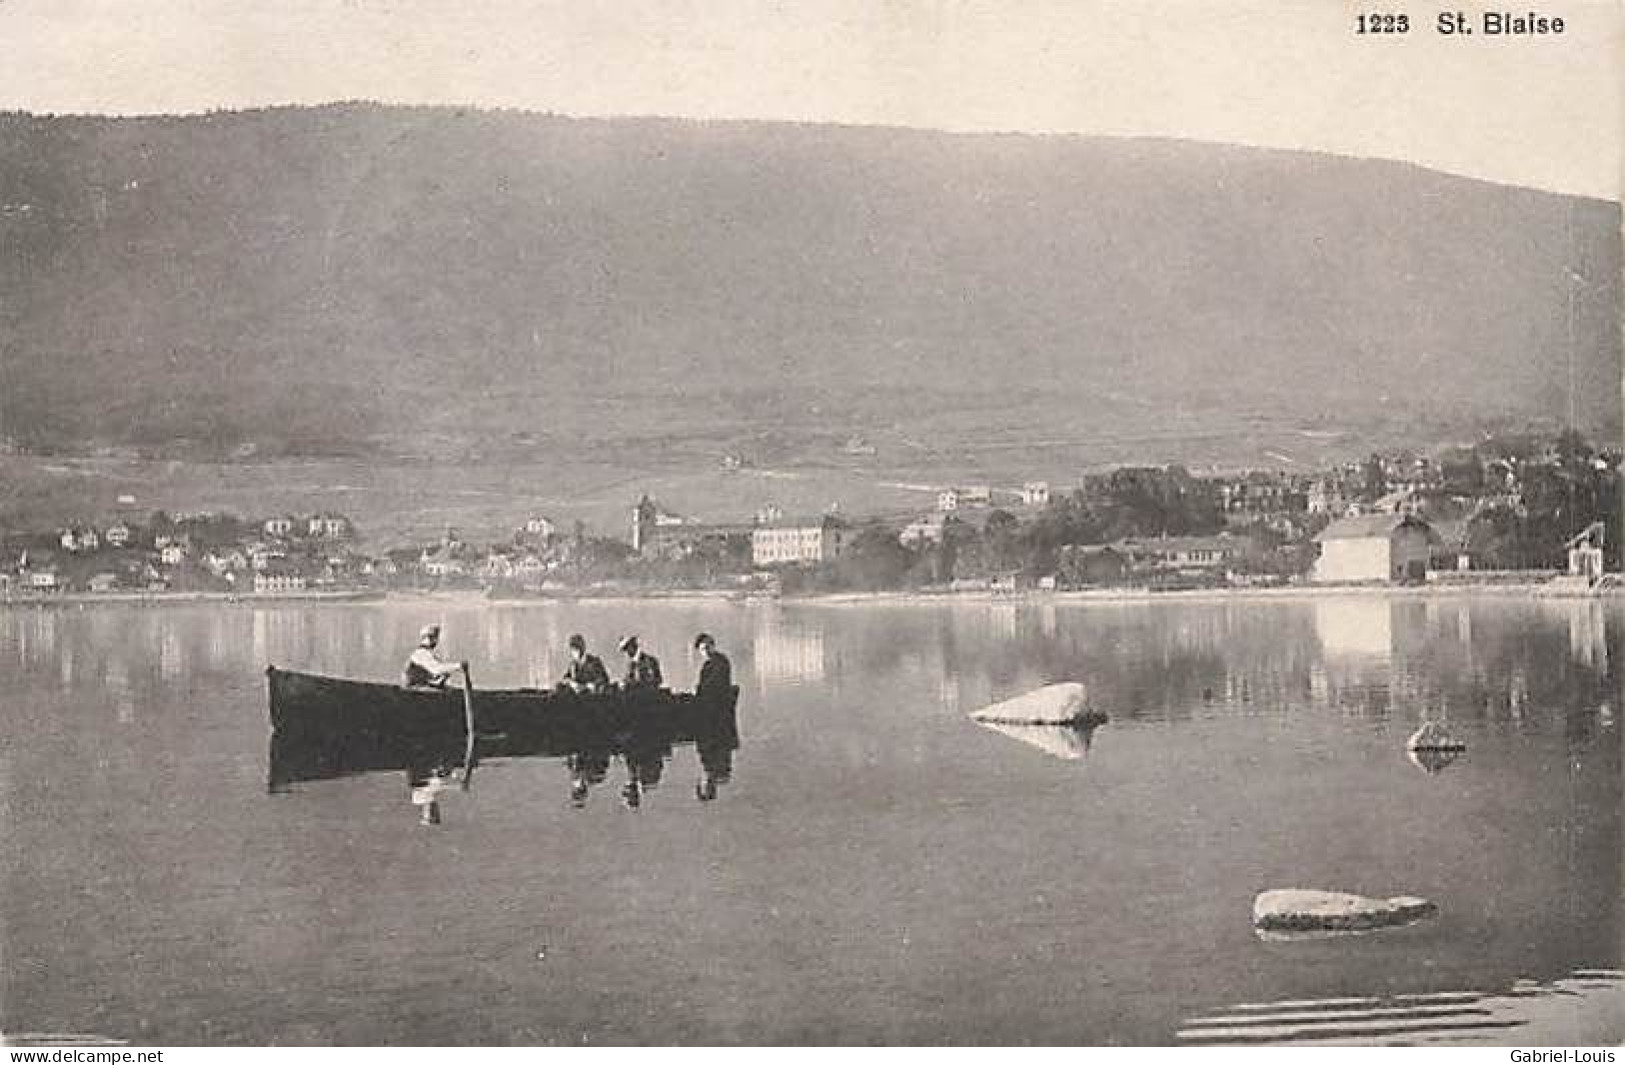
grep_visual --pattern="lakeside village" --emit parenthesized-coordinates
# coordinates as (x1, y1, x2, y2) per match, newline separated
(3, 429, 1620, 603)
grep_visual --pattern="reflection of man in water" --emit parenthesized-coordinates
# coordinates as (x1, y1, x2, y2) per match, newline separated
(618, 716, 672, 809)
(409, 765, 450, 825)
(403, 624, 465, 689)
(567, 748, 612, 809)
(695, 742, 733, 803)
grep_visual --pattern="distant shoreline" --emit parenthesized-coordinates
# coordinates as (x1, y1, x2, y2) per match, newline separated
(0, 589, 385, 608)
(796, 579, 1622, 606)
(2, 577, 1617, 610)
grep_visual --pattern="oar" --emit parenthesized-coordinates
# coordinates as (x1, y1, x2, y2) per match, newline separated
(460, 663, 478, 791)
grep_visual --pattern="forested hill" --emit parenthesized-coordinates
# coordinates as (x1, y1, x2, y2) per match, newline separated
(1, 103, 1619, 465)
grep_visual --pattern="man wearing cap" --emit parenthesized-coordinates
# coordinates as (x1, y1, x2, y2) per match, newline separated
(561, 634, 611, 695)
(403, 624, 465, 689)
(618, 635, 664, 692)
(692, 632, 732, 703)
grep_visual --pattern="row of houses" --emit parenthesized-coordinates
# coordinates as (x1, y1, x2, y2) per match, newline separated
(0, 553, 338, 596)
(624, 488, 1442, 585)
(1043, 517, 1438, 587)
(260, 514, 353, 540)
(936, 482, 1052, 512)
(926, 461, 1485, 527)
(414, 540, 558, 582)
(56, 513, 356, 556)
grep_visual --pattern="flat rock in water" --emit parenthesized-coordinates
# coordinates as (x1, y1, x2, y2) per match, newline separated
(970, 682, 1097, 725)
(1253, 889, 1437, 934)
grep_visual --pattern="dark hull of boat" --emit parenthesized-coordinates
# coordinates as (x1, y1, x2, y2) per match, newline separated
(267, 666, 738, 788)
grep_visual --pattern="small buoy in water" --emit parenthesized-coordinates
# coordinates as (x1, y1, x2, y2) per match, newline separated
(1407, 721, 1466, 753)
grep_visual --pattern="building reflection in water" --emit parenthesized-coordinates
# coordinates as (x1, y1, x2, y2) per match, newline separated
(6, 609, 61, 671)
(251, 609, 269, 668)
(1314, 598, 1394, 664)
(104, 657, 136, 724)
(1308, 598, 1403, 719)
(158, 621, 184, 683)
(1569, 601, 1608, 672)
(752, 615, 826, 693)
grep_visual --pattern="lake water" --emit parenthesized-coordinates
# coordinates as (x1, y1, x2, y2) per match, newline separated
(1, 594, 1618, 1045)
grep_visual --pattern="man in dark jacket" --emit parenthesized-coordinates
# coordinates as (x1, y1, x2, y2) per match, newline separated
(561, 633, 610, 695)
(693, 632, 732, 702)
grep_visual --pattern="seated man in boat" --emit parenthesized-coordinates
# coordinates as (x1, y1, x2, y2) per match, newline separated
(692, 632, 732, 702)
(617, 635, 664, 692)
(560, 633, 611, 695)
(402, 624, 466, 689)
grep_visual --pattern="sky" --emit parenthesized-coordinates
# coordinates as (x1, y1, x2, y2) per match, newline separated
(0, 0, 1620, 200)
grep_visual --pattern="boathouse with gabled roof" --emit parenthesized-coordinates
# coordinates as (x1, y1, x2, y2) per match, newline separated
(1312, 513, 1434, 583)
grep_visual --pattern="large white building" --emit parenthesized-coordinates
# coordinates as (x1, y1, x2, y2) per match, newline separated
(254, 569, 307, 594)
(1020, 482, 1051, 507)
(899, 513, 955, 548)
(1312, 514, 1434, 583)
(752, 516, 847, 567)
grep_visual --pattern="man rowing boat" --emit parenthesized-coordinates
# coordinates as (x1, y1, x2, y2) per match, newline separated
(402, 624, 466, 689)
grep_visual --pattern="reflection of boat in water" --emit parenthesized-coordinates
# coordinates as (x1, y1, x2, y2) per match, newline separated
(266, 666, 740, 792)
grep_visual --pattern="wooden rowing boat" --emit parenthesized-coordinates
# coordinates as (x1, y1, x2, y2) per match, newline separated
(266, 665, 739, 789)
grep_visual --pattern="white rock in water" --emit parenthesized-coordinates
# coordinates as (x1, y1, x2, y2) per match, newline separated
(970, 682, 1092, 724)
(1253, 889, 1437, 933)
